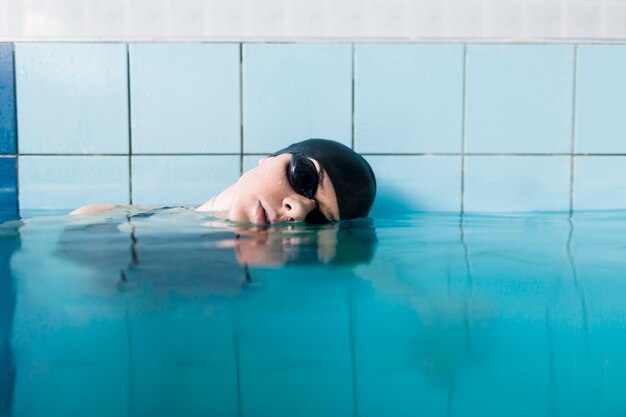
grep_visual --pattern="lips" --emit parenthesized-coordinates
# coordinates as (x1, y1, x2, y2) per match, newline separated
(254, 202, 269, 224)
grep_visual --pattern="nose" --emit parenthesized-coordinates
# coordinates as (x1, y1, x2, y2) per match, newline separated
(281, 195, 315, 222)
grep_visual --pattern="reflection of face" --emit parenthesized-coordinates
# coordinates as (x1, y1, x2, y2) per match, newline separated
(227, 154, 340, 225)
(229, 226, 337, 266)
(232, 229, 293, 266)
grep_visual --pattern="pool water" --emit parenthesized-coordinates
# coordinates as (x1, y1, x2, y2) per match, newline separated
(1, 209, 626, 417)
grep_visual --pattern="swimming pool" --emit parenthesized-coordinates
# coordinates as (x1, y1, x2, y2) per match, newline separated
(1, 209, 625, 416)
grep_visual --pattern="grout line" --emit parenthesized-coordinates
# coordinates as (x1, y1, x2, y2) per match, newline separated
(15, 152, 244, 156)
(126, 43, 133, 204)
(131, 152, 242, 156)
(461, 44, 468, 214)
(359, 152, 618, 157)
(475, 153, 624, 157)
(569, 45, 579, 216)
(239, 43, 244, 176)
(12, 152, 626, 157)
(351, 43, 355, 150)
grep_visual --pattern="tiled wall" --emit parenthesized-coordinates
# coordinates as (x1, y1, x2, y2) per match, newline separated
(2, 42, 626, 214)
(0, 44, 17, 214)
(3, 0, 626, 40)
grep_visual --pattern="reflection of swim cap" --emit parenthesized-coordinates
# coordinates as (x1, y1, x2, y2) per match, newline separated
(330, 218, 378, 265)
(279, 218, 378, 266)
(273, 139, 377, 220)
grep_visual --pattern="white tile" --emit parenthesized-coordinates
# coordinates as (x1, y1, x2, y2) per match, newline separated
(605, 1, 626, 39)
(568, 3, 602, 38)
(243, 0, 285, 37)
(323, 0, 366, 38)
(487, 3, 524, 38)
(4, 0, 626, 40)
(204, 0, 245, 37)
(169, 0, 205, 37)
(126, 0, 165, 38)
(527, 1, 563, 38)
(85, 0, 125, 38)
(45, 0, 86, 37)
(0, 0, 9, 37)
(284, 0, 326, 38)
(362, 0, 408, 38)
(444, 1, 484, 37)
(405, 3, 445, 38)
(10, 0, 50, 37)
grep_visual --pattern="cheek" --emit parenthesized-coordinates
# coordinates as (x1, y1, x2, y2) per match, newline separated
(256, 175, 286, 199)
(273, 179, 289, 193)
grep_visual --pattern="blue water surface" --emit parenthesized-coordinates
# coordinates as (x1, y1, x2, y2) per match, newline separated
(1, 209, 626, 417)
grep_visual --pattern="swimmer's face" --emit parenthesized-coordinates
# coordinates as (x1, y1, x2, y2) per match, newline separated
(228, 153, 340, 225)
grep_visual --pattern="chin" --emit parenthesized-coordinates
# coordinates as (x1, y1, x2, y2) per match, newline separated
(227, 204, 252, 223)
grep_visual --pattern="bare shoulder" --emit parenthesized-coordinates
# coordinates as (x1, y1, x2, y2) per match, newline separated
(69, 204, 123, 215)
(70, 204, 165, 216)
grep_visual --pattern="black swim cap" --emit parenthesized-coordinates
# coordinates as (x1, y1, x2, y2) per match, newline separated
(273, 139, 376, 220)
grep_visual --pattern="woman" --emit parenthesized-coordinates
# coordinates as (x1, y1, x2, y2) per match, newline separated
(71, 139, 377, 223)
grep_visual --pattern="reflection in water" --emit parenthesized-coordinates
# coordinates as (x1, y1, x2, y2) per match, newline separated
(0, 214, 19, 417)
(52, 210, 377, 296)
(566, 217, 590, 356)
(3, 210, 626, 416)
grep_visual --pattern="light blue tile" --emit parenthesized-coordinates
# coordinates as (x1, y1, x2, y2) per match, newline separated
(466, 45, 575, 153)
(130, 44, 240, 154)
(243, 44, 352, 153)
(575, 46, 626, 154)
(573, 156, 626, 210)
(132, 155, 240, 206)
(242, 155, 263, 173)
(367, 155, 462, 214)
(355, 44, 464, 153)
(465, 156, 570, 212)
(19, 156, 129, 209)
(15, 43, 128, 154)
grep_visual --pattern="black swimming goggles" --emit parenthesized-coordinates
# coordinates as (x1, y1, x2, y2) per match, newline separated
(287, 152, 330, 224)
